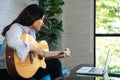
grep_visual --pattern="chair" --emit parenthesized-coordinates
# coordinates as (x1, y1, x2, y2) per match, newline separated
(0, 44, 2, 53)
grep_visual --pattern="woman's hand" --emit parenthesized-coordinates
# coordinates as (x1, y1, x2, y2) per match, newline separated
(29, 45, 45, 59)
(58, 48, 71, 58)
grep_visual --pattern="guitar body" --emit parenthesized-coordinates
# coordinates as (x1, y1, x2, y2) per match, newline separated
(5, 34, 49, 78)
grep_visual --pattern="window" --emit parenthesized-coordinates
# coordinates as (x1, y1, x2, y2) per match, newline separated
(95, 0, 120, 79)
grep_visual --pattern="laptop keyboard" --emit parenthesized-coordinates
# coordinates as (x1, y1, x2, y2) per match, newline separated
(88, 67, 101, 73)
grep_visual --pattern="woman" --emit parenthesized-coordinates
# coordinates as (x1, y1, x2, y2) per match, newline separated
(0, 4, 63, 80)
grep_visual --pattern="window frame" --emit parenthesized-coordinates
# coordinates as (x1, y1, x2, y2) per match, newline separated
(94, 0, 120, 77)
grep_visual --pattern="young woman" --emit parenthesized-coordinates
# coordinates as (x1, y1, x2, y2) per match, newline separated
(0, 4, 65, 80)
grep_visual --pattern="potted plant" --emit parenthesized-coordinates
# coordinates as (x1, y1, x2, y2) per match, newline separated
(35, 0, 64, 50)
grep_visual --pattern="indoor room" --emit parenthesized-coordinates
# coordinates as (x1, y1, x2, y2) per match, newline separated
(0, 0, 120, 80)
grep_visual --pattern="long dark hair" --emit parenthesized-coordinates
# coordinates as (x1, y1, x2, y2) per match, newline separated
(2, 4, 45, 36)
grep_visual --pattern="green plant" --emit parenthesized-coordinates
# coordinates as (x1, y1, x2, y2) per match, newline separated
(36, 0, 64, 47)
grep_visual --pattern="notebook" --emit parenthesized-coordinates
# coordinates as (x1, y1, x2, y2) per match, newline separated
(76, 48, 111, 76)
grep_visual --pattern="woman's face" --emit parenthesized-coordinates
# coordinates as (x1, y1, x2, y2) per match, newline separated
(32, 16, 44, 31)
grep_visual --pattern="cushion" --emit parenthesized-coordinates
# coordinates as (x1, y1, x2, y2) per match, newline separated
(0, 44, 2, 53)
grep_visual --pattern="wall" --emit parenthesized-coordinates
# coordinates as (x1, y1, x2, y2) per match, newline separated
(0, 0, 94, 70)
(0, 0, 37, 43)
(62, 0, 94, 69)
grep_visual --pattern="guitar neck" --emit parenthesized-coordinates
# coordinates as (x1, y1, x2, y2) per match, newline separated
(45, 51, 63, 60)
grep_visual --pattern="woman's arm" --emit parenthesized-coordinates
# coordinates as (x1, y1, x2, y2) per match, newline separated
(6, 24, 44, 61)
(29, 45, 45, 59)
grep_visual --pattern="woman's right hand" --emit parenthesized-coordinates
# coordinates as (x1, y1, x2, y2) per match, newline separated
(29, 45, 45, 58)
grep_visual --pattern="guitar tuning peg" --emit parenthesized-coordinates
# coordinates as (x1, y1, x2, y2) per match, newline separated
(65, 48, 69, 51)
(64, 48, 71, 57)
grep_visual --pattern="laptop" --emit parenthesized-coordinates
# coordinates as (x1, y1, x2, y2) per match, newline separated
(76, 48, 111, 76)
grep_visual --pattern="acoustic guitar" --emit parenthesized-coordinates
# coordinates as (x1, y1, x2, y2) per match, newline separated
(5, 34, 70, 78)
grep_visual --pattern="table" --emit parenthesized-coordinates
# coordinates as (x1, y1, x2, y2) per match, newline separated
(64, 64, 95, 80)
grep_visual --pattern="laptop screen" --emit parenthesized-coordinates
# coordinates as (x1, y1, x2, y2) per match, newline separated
(103, 48, 111, 73)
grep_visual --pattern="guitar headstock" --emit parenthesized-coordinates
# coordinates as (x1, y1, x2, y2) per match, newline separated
(64, 48, 71, 57)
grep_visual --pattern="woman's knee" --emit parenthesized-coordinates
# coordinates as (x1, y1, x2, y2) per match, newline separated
(46, 59, 62, 67)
